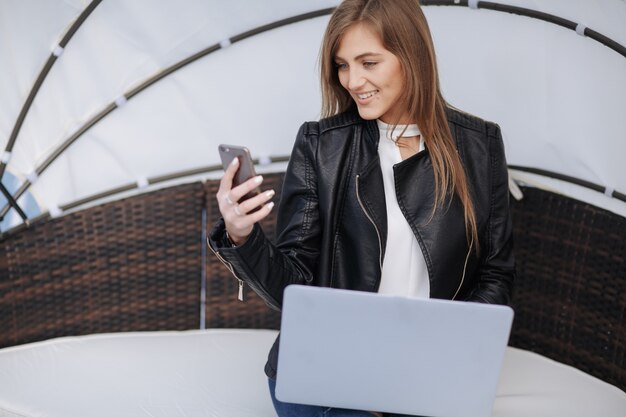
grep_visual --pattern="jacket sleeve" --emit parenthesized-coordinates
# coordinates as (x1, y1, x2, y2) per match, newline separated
(464, 123, 515, 305)
(207, 122, 321, 311)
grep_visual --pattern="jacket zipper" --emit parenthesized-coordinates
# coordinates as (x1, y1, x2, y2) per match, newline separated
(355, 175, 383, 272)
(207, 238, 245, 301)
(452, 239, 473, 300)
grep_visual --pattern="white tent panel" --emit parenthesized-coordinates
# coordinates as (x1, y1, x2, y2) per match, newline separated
(426, 5, 626, 194)
(0, 0, 625, 225)
(0, 0, 88, 144)
(31, 16, 327, 209)
(2, 0, 336, 185)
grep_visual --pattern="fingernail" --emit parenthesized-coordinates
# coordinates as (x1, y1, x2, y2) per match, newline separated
(254, 175, 263, 184)
(231, 157, 239, 166)
(267, 202, 275, 211)
(266, 189, 275, 198)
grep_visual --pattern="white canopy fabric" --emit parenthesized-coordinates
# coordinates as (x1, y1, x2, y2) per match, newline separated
(0, 0, 625, 230)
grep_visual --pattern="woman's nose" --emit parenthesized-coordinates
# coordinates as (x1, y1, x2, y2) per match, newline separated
(347, 68, 365, 90)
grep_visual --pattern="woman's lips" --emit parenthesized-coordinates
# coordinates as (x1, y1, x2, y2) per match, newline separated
(354, 90, 379, 104)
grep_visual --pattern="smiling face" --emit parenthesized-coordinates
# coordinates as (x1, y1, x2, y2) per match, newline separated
(334, 23, 411, 124)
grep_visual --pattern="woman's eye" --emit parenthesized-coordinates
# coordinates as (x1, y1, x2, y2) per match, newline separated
(363, 61, 377, 68)
(335, 62, 348, 70)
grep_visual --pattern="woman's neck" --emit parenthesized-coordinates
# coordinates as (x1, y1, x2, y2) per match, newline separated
(376, 119, 420, 140)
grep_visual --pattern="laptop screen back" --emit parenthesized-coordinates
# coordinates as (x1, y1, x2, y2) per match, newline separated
(275, 285, 513, 417)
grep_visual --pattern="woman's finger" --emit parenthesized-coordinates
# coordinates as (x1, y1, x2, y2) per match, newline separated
(245, 201, 275, 224)
(229, 174, 264, 203)
(237, 189, 275, 215)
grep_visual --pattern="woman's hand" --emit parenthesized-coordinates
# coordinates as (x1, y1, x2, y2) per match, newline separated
(216, 157, 275, 246)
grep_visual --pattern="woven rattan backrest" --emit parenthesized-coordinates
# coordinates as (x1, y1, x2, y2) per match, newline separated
(509, 187, 625, 390)
(0, 182, 204, 348)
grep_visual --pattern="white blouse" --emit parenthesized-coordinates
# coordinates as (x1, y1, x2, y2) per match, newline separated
(376, 119, 430, 299)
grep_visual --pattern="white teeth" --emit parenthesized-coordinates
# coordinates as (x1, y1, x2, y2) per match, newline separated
(357, 91, 378, 100)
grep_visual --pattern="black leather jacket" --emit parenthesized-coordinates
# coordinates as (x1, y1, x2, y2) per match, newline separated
(209, 108, 515, 378)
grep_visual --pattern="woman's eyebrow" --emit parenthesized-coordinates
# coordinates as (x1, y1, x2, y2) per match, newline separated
(334, 52, 383, 61)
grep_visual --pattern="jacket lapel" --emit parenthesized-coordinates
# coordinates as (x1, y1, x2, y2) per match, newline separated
(393, 153, 468, 299)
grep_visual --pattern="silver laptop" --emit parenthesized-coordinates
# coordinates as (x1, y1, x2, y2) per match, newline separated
(275, 285, 514, 417)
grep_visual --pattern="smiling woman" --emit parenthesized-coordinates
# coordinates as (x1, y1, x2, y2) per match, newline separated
(208, 0, 515, 415)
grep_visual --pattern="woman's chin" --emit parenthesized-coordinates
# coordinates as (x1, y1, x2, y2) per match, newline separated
(356, 107, 380, 121)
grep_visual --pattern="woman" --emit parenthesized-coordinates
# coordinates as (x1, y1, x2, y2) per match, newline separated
(209, 0, 515, 415)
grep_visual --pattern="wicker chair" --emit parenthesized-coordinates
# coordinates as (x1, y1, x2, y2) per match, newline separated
(1, 173, 623, 391)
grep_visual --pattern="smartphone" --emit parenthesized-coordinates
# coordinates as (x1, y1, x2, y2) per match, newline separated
(218, 144, 261, 201)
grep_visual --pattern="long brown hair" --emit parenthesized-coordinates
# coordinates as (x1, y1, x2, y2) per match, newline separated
(320, 0, 478, 252)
